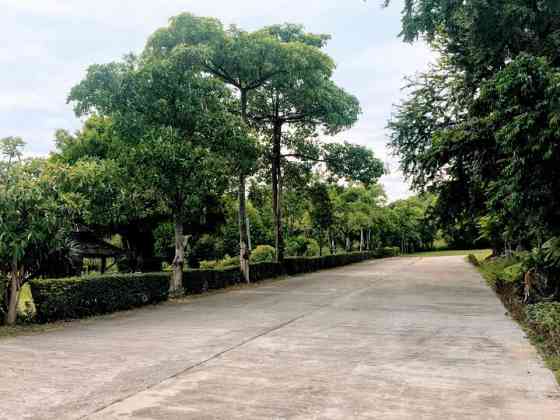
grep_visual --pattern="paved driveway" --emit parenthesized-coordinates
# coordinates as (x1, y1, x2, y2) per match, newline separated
(1, 256, 559, 419)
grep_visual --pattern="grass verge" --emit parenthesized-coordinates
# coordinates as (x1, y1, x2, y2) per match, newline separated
(411, 249, 492, 259)
(469, 253, 560, 384)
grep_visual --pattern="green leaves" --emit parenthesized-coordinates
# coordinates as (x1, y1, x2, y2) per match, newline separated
(0, 137, 25, 163)
(324, 142, 385, 185)
(389, 1, 560, 249)
(0, 158, 73, 279)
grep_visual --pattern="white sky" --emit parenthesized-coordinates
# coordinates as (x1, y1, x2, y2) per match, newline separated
(0, 0, 435, 201)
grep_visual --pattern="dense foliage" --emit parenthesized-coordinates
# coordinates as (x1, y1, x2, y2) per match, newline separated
(0, 12, 440, 326)
(388, 0, 560, 254)
(30, 273, 170, 323)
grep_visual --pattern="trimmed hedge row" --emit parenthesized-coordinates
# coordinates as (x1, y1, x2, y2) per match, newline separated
(184, 267, 240, 294)
(30, 273, 169, 323)
(284, 251, 380, 275)
(27, 249, 400, 323)
(182, 249, 399, 294)
(184, 262, 285, 293)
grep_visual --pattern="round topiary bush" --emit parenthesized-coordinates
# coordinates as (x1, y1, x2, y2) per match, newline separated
(250, 245, 276, 263)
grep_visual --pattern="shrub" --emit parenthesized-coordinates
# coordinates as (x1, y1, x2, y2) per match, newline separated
(184, 267, 240, 294)
(250, 262, 284, 282)
(375, 247, 400, 258)
(286, 236, 319, 257)
(467, 254, 480, 266)
(187, 251, 384, 293)
(199, 260, 219, 270)
(199, 254, 240, 270)
(479, 256, 520, 289)
(526, 303, 560, 355)
(284, 251, 377, 275)
(188, 234, 220, 268)
(30, 273, 170, 323)
(502, 263, 524, 284)
(521, 238, 560, 302)
(250, 245, 276, 264)
(304, 239, 320, 257)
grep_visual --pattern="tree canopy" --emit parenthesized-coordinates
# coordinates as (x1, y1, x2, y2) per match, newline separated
(388, 0, 560, 252)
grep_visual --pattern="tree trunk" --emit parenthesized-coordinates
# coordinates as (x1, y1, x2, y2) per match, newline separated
(100, 257, 107, 274)
(238, 89, 251, 283)
(272, 121, 284, 263)
(319, 227, 323, 257)
(277, 162, 285, 262)
(360, 229, 364, 252)
(329, 231, 336, 255)
(238, 174, 251, 283)
(5, 260, 22, 326)
(171, 216, 184, 293)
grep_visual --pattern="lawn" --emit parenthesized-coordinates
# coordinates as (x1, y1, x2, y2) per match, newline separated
(410, 249, 492, 260)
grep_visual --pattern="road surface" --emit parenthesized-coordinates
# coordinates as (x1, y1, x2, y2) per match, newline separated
(1, 256, 559, 419)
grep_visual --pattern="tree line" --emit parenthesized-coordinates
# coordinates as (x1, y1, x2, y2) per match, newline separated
(387, 0, 560, 255)
(0, 14, 438, 325)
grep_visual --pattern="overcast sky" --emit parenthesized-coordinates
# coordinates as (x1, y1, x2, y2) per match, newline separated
(0, 0, 434, 201)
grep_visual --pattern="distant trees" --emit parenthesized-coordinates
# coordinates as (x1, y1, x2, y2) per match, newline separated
(143, 13, 280, 281)
(309, 183, 333, 256)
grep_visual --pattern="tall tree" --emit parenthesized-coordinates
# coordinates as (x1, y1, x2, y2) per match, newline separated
(309, 182, 333, 256)
(248, 24, 374, 261)
(0, 154, 71, 325)
(69, 46, 255, 291)
(387, 0, 560, 249)
(143, 13, 289, 282)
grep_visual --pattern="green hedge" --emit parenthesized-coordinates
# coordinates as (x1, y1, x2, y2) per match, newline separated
(30, 273, 170, 323)
(184, 267, 241, 294)
(250, 262, 284, 282)
(375, 247, 401, 258)
(184, 263, 284, 294)
(184, 251, 395, 294)
(284, 251, 382, 275)
(26, 249, 399, 323)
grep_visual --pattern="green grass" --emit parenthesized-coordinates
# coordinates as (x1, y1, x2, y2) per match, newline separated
(0, 323, 62, 339)
(410, 249, 492, 259)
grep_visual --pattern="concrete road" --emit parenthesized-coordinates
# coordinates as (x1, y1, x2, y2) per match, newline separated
(1, 256, 559, 419)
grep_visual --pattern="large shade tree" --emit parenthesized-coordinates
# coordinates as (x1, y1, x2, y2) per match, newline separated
(247, 25, 387, 262)
(141, 15, 378, 267)
(53, 116, 167, 271)
(69, 43, 256, 290)
(142, 13, 291, 281)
